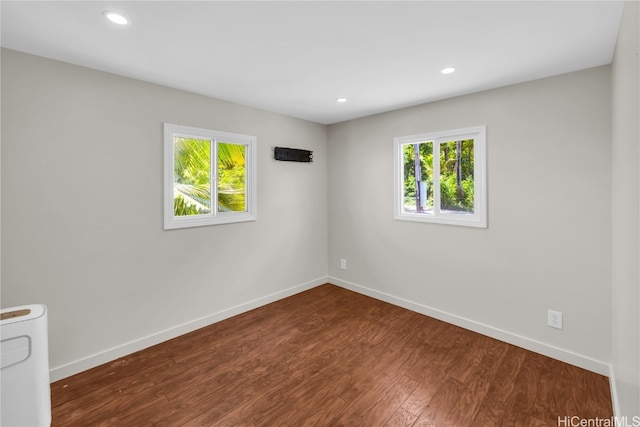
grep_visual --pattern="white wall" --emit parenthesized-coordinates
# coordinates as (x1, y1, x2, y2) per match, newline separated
(611, 1, 640, 418)
(0, 49, 328, 380)
(328, 66, 612, 374)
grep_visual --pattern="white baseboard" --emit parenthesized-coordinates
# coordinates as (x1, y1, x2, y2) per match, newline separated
(609, 365, 621, 418)
(329, 276, 610, 376)
(49, 276, 328, 382)
(52, 276, 610, 382)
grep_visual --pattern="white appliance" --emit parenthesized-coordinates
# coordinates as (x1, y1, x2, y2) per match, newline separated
(1, 304, 51, 427)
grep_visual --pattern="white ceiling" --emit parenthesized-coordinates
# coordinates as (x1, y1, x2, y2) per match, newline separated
(1, 1, 624, 125)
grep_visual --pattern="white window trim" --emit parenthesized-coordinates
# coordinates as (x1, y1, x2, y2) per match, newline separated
(393, 125, 487, 228)
(164, 123, 257, 230)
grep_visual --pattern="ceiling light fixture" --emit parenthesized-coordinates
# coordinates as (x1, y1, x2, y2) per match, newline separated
(441, 67, 455, 75)
(103, 11, 129, 25)
(336, 97, 347, 103)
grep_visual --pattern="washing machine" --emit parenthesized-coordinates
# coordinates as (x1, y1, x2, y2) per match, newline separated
(1, 304, 51, 426)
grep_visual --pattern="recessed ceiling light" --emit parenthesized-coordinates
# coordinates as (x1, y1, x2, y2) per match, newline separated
(103, 11, 129, 25)
(441, 67, 456, 75)
(336, 97, 347, 103)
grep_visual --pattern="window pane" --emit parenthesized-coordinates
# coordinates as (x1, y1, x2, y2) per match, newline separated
(402, 142, 433, 213)
(173, 137, 211, 216)
(439, 139, 474, 213)
(217, 142, 246, 212)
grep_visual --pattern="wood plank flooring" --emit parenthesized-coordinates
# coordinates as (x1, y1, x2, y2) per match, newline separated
(51, 284, 612, 426)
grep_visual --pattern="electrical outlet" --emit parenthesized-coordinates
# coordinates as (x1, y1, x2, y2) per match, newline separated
(340, 259, 347, 270)
(547, 309, 563, 329)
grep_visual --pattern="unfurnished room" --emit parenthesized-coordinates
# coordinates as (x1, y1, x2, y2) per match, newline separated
(0, 1, 638, 426)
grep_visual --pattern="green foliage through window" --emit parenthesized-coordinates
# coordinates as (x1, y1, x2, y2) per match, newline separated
(440, 140, 474, 212)
(174, 137, 211, 216)
(402, 139, 474, 213)
(403, 142, 433, 210)
(217, 142, 246, 212)
(173, 138, 246, 216)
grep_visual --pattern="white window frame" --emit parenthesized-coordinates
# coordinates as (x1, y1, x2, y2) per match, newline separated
(393, 125, 487, 228)
(164, 123, 257, 230)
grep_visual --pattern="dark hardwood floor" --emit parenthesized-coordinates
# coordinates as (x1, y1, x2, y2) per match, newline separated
(51, 284, 612, 426)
